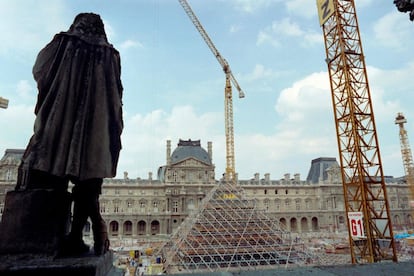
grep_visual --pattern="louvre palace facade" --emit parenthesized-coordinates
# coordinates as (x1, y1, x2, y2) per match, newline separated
(0, 139, 412, 243)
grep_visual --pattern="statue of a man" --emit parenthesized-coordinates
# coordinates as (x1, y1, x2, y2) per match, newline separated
(17, 13, 123, 256)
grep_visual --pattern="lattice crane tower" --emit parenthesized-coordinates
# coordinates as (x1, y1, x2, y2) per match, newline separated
(395, 113, 414, 212)
(316, 0, 397, 263)
(0, 97, 8, 109)
(178, 0, 245, 184)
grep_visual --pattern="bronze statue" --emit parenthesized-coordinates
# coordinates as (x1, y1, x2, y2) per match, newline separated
(17, 13, 123, 256)
(394, 0, 414, 20)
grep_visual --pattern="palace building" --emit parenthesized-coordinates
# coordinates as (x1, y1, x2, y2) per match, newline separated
(0, 139, 412, 244)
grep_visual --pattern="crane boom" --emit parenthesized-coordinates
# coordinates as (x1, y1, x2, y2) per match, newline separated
(178, 0, 245, 99)
(179, 0, 245, 183)
(316, 0, 397, 263)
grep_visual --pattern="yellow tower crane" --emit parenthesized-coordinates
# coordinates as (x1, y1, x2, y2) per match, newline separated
(316, 0, 397, 263)
(178, 0, 245, 184)
(395, 112, 414, 227)
(0, 97, 8, 109)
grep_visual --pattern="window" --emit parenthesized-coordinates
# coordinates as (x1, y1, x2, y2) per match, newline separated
(305, 200, 311, 210)
(263, 199, 269, 211)
(264, 189, 267, 195)
(140, 201, 146, 212)
(295, 199, 301, 210)
(285, 199, 290, 209)
(275, 200, 280, 211)
(6, 169, 12, 181)
(173, 201, 178, 213)
(113, 201, 119, 213)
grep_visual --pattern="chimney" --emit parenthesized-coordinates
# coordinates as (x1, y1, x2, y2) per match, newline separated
(265, 173, 270, 182)
(284, 173, 290, 182)
(254, 173, 260, 181)
(166, 140, 171, 166)
(294, 173, 300, 182)
(148, 172, 153, 180)
(207, 141, 212, 161)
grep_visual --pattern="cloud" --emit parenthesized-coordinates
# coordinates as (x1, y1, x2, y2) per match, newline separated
(245, 64, 278, 81)
(0, 0, 68, 60)
(16, 80, 35, 101)
(257, 18, 322, 47)
(373, 11, 414, 50)
(229, 0, 279, 14)
(0, 104, 35, 152)
(229, 24, 241, 33)
(119, 39, 144, 51)
(285, 0, 316, 19)
(118, 106, 223, 178)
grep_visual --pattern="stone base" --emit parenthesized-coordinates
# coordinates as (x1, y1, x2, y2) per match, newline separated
(0, 251, 123, 276)
(0, 189, 71, 255)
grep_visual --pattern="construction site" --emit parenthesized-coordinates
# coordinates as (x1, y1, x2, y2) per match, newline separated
(133, 0, 414, 274)
(1, 1, 414, 276)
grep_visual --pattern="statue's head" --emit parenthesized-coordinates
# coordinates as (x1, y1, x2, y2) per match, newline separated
(68, 13, 108, 42)
(394, 0, 414, 12)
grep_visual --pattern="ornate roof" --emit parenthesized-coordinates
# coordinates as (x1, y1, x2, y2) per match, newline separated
(171, 139, 212, 165)
(0, 149, 24, 166)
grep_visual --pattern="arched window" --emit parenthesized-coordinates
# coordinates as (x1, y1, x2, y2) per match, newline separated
(123, 221, 133, 236)
(151, 220, 160, 235)
(109, 221, 119, 236)
(138, 220, 146, 235)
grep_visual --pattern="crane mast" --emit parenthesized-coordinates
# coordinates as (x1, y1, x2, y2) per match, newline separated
(395, 113, 414, 222)
(316, 0, 397, 263)
(179, 0, 245, 183)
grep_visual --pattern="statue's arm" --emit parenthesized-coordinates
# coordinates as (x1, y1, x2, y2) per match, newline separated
(32, 36, 62, 114)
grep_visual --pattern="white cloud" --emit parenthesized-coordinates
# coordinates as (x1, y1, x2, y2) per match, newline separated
(257, 18, 321, 47)
(0, 0, 68, 60)
(285, 0, 316, 19)
(257, 30, 280, 47)
(229, 24, 241, 33)
(0, 104, 35, 152)
(16, 80, 35, 101)
(118, 106, 223, 178)
(373, 11, 413, 50)
(245, 64, 278, 81)
(229, 0, 279, 14)
(119, 40, 144, 51)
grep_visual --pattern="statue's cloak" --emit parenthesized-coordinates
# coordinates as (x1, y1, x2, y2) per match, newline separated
(21, 31, 123, 181)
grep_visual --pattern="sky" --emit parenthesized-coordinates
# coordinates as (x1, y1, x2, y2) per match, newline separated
(0, 0, 413, 181)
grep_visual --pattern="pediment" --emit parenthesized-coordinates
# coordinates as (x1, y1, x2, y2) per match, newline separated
(171, 157, 211, 168)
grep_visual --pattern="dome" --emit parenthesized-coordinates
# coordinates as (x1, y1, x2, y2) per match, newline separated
(170, 139, 212, 165)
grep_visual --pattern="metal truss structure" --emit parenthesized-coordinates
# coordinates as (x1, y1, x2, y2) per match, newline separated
(159, 183, 316, 274)
(317, 0, 397, 263)
(395, 113, 414, 224)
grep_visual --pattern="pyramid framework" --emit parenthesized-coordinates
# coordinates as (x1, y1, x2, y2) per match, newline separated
(159, 182, 318, 274)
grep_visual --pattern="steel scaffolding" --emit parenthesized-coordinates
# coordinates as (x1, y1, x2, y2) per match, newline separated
(159, 183, 316, 274)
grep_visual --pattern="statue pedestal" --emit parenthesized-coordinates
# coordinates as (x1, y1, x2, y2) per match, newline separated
(0, 190, 122, 275)
(0, 189, 71, 255)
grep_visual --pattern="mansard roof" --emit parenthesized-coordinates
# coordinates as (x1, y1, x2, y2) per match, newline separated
(0, 149, 24, 166)
(171, 139, 212, 166)
(306, 157, 339, 184)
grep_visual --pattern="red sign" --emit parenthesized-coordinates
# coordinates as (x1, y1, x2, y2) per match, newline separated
(348, 212, 365, 238)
